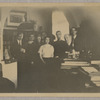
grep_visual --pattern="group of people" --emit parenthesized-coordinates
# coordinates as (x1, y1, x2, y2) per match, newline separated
(11, 27, 83, 92)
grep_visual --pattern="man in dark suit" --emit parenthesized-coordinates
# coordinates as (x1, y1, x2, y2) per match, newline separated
(53, 31, 67, 59)
(53, 31, 68, 91)
(70, 27, 83, 51)
(11, 33, 25, 60)
(11, 33, 26, 92)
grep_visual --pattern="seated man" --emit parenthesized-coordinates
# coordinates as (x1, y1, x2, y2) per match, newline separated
(0, 63, 15, 92)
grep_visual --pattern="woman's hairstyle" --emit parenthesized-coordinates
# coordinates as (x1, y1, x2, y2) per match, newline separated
(44, 36, 51, 40)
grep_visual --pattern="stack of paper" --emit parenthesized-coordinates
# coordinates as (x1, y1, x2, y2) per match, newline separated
(82, 67, 98, 74)
(91, 76, 100, 86)
(61, 61, 90, 67)
(82, 67, 100, 87)
(91, 60, 100, 64)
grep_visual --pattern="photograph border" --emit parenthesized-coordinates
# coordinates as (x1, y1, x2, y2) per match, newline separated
(0, 2, 100, 99)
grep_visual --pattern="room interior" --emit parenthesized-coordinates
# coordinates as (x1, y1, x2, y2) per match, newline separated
(0, 6, 100, 89)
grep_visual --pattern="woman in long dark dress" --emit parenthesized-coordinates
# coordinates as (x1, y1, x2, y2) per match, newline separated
(38, 36, 58, 92)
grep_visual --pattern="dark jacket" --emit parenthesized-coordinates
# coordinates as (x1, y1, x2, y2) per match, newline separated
(53, 40, 67, 58)
(11, 40, 26, 62)
(24, 42, 38, 63)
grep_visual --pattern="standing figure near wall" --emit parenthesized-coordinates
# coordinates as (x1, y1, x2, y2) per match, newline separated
(70, 27, 82, 52)
(53, 31, 67, 59)
(24, 34, 38, 92)
(10, 33, 26, 92)
(41, 31, 47, 44)
(35, 35, 44, 92)
(64, 34, 73, 52)
(39, 36, 58, 92)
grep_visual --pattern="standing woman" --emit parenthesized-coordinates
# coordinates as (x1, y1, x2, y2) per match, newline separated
(38, 36, 56, 91)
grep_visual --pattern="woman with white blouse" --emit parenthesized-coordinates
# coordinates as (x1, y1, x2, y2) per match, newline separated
(38, 36, 54, 64)
(38, 36, 56, 90)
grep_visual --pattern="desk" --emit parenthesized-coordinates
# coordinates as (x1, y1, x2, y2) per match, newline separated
(61, 59, 100, 87)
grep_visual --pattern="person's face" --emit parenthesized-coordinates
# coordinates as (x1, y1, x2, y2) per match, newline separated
(64, 34, 70, 40)
(17, 33, 23, 40)
(71, 28, 77, 36)
(33, 24, 38, 31)
(29, 35, 35, 41)
(37, 36, 41, 42)
(56, 32, 62, 40)
(42, 32, 47, 37)
(45, 37, 50, 44)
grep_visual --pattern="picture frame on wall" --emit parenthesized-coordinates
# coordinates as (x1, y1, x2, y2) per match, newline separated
(7, 11, 27, 26)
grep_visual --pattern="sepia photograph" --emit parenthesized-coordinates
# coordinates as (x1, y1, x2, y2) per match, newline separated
(0, 2, 100, 97)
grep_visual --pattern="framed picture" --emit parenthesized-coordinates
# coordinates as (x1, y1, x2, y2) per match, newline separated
(7, 11, 26, 26)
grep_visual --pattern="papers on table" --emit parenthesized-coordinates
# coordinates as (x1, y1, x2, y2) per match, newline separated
(82, 67, 98, 74)
(91, 60, 100, 64)
(82, 66, 100, 87)
(61, 61, 90, 67)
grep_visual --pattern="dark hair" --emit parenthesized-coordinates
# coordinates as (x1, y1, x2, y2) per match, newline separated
(17, 32, 23, 37)
(29, 33, 34, 36)
(41, 31, 47, 34)
(37, 34, 41, 37)
(44, 36, 51, 40)
(70, 27, 77, 35)
(56, 31, 61, 35)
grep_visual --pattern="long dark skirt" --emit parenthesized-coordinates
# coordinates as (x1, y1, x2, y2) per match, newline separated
(17, 61, 32, 92)
(43, 58, 59, 91)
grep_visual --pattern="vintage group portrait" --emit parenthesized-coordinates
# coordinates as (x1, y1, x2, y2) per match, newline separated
(0, 2, 100, 97)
